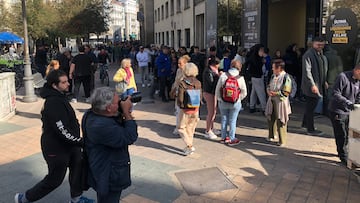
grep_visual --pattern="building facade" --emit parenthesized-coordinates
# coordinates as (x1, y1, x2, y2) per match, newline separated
(122, 0, 140, 40)
(139, 0, 154, 46)
(154, 0, 209, 50)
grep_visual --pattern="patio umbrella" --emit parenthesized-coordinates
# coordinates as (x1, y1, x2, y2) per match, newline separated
(0, 32, 24, 44)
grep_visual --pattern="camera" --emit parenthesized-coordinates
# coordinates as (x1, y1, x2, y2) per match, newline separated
(118, 92, 142, 112)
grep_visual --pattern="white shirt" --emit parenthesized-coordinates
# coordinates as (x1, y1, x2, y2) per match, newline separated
(136, 51, 149, 67)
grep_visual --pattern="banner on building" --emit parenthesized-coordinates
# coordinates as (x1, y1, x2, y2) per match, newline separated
(326, 8, 357, 48)
(242, 0, 261, 49)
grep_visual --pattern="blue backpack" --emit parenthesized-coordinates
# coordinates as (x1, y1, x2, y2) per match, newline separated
(180, 79, 201, 109)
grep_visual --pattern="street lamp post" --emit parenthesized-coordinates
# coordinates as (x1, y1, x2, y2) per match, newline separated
(21, 0, 37, 103)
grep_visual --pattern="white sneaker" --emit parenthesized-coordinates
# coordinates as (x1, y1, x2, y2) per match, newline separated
(147, 83, 151, 87)
(204, 130, 218, 140)
(142, 84, 146, 88)
(71, 98, 77, 103)
(183, 147, 193, 156)
(155, 90, 160, 95)
(173, 128, 179, 135)
(191, 146, 196, 152)
(212, 129, 221, 135)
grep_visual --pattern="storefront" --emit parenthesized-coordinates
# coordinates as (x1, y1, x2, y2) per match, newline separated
(237, 0, 360, 69)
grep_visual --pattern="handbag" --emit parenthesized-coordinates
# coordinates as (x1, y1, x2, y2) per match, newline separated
(115, 80, 128, 94)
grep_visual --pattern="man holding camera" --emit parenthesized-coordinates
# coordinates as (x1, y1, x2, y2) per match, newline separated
(82, 87, 138, 203)
(328, 64, 360, 165)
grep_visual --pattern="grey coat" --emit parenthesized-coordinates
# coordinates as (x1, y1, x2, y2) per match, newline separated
(301, 48, 328, 97)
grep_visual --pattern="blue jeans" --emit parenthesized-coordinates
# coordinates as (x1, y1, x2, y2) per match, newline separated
(120, 87, 135, 100)
(219, 100, 242, 141)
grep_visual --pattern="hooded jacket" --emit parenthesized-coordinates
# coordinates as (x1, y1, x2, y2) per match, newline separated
(40, 83, 83, 153)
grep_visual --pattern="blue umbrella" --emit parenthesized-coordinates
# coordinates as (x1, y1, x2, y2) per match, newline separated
(0, 32, 24, 44)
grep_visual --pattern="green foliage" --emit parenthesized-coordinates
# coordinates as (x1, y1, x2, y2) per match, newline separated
(1, 0, 110, 45)
(217, 0, 242, 39)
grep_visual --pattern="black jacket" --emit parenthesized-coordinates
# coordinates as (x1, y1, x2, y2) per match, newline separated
(40, 84, 83, 153)
(202, 67, 219, 94)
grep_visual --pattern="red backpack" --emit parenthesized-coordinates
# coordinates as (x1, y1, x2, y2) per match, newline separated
(221, 73, 241, 103)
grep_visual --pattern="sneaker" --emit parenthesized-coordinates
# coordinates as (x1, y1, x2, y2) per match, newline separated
(173, 128, 179, 135)
(15, 193, 27, 203)
(70, 196, 95, 203)
(183, 147, 193, 156)
(228, 138, 240, 146)
(191, 146, 196, 152)
(70, 98, 77, 103)
(220, 137, 231, 144)
(142, 84, 146, 88)
(155, 90, 160, 95)
(267, 137, 276, 142)
(204, 130, 218, 140)
(212, 129, 221, 135)
(147, 83, 151, 87)
(306, 130, 324, 136)
(85, 98, 90, 103)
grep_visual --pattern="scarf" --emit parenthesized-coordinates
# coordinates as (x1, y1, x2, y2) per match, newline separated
(210, 65, 219, 75)
(124, 67, 132, 83)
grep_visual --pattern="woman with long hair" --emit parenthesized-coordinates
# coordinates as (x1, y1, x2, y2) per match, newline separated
(113, 58, 137, 99)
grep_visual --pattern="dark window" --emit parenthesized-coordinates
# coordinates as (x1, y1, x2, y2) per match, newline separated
(177, 29, 181, 48)
(154, 10, 157, 23)
(176, 0, 181, 13)
(166, 31, 169, 45)
(165, 2, 169, 18)
(184, 0, 190, 9)
(157, 8, 160, 21)
(170, 0, 174, 16)
(161, 5, 164, 20)
(185, 28, 190, 48)
(162, 32, 165, 45)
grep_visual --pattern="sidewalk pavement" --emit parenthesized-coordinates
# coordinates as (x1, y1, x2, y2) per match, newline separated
(0, 64, 360, 203)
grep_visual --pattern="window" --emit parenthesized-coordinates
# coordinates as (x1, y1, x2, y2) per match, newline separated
(154, 10, 157, 23)
(162, 32, 165, 45)
(158, 33, 161, 44)
(166, 31, 169, 45)
(155, 33, 157, 43)
(184, 0, 190, 9)
(185, 28, 190, 48)
(157, 8, 160, 22)
(165, 2, 169, 18)
(170, 0, 174, 16)
(176, 0, 181, 13)
(177, 29, 181, 48)
(161, 5, 164, 20)
(171, 31, 175, 47)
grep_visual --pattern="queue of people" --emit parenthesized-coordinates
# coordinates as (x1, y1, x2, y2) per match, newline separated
(15, 38, 360, 202)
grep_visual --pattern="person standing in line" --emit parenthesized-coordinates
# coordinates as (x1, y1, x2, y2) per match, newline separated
(248, 44, 267, 113)
(170, 55, 191, 135)
(15, 70, 94, 203)
(177, 63, 202, 155)
(136, 46, 151, 87)
(202, 55, 221, 139)
(156, 46, 172, 102)
(301, 37, 328, 135)
(69, 45, 93, 103)
(265, 59, 292, 146)
(58, 48, 73, 94)
(84, 45, 98, 93)
(83, 87, 138, 203)
(215, 60, 247, 146)
(328, 65, 360, 164)
(35, 45, 48, 77)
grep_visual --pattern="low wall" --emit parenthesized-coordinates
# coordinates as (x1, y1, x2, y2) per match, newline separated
(0, 72, 16, 121)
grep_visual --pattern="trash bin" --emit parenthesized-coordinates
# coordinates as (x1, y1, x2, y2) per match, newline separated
(0, 72, 16, 120)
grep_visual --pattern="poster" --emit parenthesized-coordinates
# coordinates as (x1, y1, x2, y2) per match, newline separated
(242, 0, 261, 49)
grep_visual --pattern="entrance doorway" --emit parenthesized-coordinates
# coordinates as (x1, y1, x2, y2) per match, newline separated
(267, 0, 307, 55)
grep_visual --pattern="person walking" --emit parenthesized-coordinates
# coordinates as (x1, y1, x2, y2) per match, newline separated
(215, 60, 247, 146)
(69, 45, 93, 103)
(113, 58, 137, 99)
(177, 63, 202, 155)
(156, 46, 172, 102)
(265, 59, 292, 146)
(170, 55, 191, 135)
(15, 70, 94, 203)
(301, 37, 328, 135)
(58, 48, 73, 93)
(328, 65, 360, 164)
(136, 46, 151, 87)
(83, 87, 138, 203)
(202, 55, 221, 139)
(248, 44, 267, 113)
(35, 45, 48, 77)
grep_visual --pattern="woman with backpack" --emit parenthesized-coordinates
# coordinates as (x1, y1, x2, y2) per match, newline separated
(265, 58, 292, 146)
(202, 56, 221, 139)
(215, 60, 247, 146)
(170, 55, 191, 135)
(177, 63, 202, 155)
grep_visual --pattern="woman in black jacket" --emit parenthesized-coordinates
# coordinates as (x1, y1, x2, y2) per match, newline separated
(202, 56, 221, 139)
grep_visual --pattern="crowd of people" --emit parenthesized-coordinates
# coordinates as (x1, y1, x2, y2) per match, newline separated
(14, 37, 360, 203)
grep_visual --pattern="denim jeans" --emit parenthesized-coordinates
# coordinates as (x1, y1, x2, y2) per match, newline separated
(329, 112, 349, 161)
(219, 100, 242, 141)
